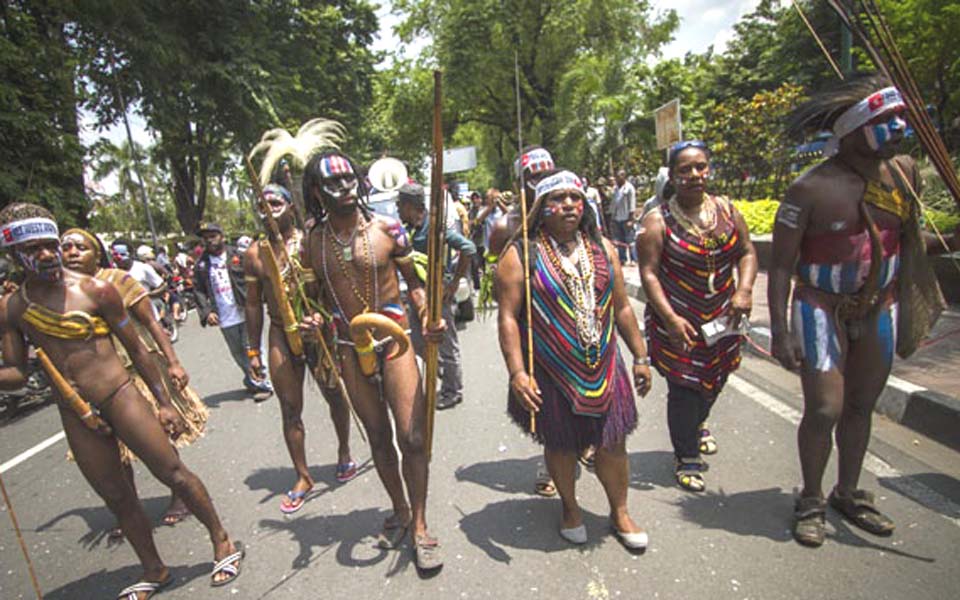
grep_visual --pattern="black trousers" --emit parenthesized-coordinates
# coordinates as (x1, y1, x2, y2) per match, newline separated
(667, 381, 716, 460)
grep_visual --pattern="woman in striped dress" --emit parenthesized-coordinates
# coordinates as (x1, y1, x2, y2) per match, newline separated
(497, 170, 653, 550)
(636, 141, 758, 492)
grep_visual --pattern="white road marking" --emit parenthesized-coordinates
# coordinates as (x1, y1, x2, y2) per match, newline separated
(728, 375, 960, 528)
(0, 431, 65, 475)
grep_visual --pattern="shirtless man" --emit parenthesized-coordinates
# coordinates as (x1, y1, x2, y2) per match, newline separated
(769, 76, 960, 547)
(0, 203, 243, 598)
(486, 145, 556, 256)
(300, 150, 445, 572)
(243, 183, 357, 515)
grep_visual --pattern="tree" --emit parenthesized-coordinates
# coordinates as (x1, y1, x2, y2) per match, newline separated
(393, 0, 676, 187)
(75, 0, 379, 234)
(0, 2, 87, 225)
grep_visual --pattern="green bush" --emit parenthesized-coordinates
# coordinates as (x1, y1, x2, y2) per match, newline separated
(731, 199, 780, 235)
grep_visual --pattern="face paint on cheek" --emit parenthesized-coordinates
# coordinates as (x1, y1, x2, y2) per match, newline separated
(572, 203, 584, 216)
(17, 248, 62, 280)
(542, 206, 558, 217)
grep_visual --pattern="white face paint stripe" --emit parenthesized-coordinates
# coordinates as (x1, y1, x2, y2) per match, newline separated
(830, 263, 842, 294)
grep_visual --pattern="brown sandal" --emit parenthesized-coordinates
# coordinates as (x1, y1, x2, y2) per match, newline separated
(794, 496, 827, 547)
(829, 489, 894, 536)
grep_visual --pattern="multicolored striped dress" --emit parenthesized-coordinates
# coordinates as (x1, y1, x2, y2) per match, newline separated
(644, 197, 745, 394)
(507, 236, 636, 451)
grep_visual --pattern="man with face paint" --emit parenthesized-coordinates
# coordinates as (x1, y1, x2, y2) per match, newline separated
(243, 183, 357, 514)
(487, 145, 557, 257)
(300, 150, 447, 571)
(0, 203, 244, 596)
(193, 221, 274, 399)
(770, 76, 960, 547)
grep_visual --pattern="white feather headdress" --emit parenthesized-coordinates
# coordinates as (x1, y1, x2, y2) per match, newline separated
(248, 118, 347, 187)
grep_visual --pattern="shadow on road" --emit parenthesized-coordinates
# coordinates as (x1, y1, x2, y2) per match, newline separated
(456, 497, 613, 563)
(203, 389, 250, 408)
(35, 495, 171, 549)
(675, 486, 795, 542)
(878, 472, 960, 520)
(258, 507, 414, 580)
(628, 450, 678, 490)
(44, 561, 210, 599)
(243, 460, 374, 505)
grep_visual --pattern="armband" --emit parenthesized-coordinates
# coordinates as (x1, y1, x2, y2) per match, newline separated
(244, 275, 259, 283)
(116, 316, 130, 329)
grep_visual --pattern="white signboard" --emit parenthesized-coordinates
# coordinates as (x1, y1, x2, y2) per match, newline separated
(654, 98, 682, 150)
(442, 146, 478, 174)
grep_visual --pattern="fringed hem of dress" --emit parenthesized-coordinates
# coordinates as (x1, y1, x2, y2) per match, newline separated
(507, 352, 637, 452)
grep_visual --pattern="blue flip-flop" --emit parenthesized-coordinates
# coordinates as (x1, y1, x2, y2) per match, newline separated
(336, 460, 359, 483)
(280, 490, 310, 514)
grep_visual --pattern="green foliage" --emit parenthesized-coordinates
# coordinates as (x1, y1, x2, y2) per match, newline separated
(925, 209, 960, 234)
(0, 2, 87, 226)
(732, 199, 781, 235)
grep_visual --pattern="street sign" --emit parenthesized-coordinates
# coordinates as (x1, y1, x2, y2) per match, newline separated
(442, 146, 477, 174)
(654, 98, 682, 150)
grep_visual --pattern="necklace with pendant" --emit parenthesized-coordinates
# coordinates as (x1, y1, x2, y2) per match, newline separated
(328, 219, 360, 262)
(669, 195, 720, 294)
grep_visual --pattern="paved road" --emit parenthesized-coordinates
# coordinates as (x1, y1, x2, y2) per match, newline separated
(2, 299, 960, 600)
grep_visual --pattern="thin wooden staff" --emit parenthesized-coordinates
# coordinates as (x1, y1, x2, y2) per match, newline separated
(424, 69, 445, 460)
(514, 50, 536, 433)
(0, 472, 43, 600)
(824, 0, 960, 209)
(244, 156, 366, 442)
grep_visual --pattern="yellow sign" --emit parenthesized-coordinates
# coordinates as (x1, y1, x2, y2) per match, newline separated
(654, 98, 682, 150)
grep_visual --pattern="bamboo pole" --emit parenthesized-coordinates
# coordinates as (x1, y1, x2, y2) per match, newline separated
(244, 157, 366, 442)
(424, 70, 445, 460)
(514, 51, 537, 433)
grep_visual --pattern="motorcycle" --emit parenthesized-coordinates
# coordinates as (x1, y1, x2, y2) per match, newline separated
(152, 296, 179, 343)
(0, 356, 52, 416)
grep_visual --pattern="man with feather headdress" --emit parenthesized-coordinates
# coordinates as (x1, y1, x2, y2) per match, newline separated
(769, 75, 960, 547)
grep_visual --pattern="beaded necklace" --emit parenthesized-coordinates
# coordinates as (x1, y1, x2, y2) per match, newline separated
(540, 231, 602, 368)
(321, 217, 379, 319)
(668, 194, 720, 294)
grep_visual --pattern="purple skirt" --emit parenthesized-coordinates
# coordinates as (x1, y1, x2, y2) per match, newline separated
(508, 352, 637, 452)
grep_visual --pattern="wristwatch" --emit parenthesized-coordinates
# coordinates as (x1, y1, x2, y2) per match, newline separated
(633, 356, 651, 366)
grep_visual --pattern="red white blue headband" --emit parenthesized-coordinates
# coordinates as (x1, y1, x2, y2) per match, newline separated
(2, 217, 59, 248)
(535, 170, 584, 201)
(514, 148, 555, 179)
(824, 86, 905, 157)
(319, 155, 355, 178)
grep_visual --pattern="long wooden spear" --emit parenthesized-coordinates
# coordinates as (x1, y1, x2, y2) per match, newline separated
(424, 70, 446, 460)
(0, 472, 43, 599)
(244, 156, 366, 442)
(514, 50, 536, 433)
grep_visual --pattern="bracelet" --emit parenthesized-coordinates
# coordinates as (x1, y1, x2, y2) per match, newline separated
(633, 356, 651, 366)
(246, 348, 261, 358)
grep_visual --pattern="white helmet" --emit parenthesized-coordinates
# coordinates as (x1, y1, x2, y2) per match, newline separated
(136, 245, 155, 261)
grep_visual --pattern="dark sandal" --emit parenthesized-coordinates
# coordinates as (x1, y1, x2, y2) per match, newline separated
(829, 489, 895, 536)
(793, 496, 827, 547)
(413, 534, 444, 571)
(578, 447, 596, 469)
(675, 458, 707, 492)
(534, 469, 557, 497)
(376, 517, 410, 549)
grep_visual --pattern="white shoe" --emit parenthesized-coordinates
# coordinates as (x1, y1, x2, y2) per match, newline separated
(612, 526, 648, 551)
(560, 524, 587, 545)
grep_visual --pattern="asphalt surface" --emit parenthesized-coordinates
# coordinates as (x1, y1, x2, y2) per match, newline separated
(2, 298, 960, 600)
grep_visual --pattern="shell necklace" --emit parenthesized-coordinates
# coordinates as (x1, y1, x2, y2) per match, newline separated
(540, 231, 602, 368)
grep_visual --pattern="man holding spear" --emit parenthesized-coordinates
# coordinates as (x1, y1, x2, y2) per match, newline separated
(242, 182, 359, 514)
(300, 148, 446, 572)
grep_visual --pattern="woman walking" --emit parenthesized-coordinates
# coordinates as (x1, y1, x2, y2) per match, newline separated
(497, 170, 652, 550)
(636, 141, 758, 492)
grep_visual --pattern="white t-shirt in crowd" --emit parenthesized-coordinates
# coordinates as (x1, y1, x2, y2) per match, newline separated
(612, 180, 636, 222)
(208, 253, 245, 328)
(128, 260, 165, 291)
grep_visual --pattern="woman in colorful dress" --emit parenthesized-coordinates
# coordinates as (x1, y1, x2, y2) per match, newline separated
(60, 228, 209, 530)
(497, 170, 653, 550)
(636, 140, 758, 492)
